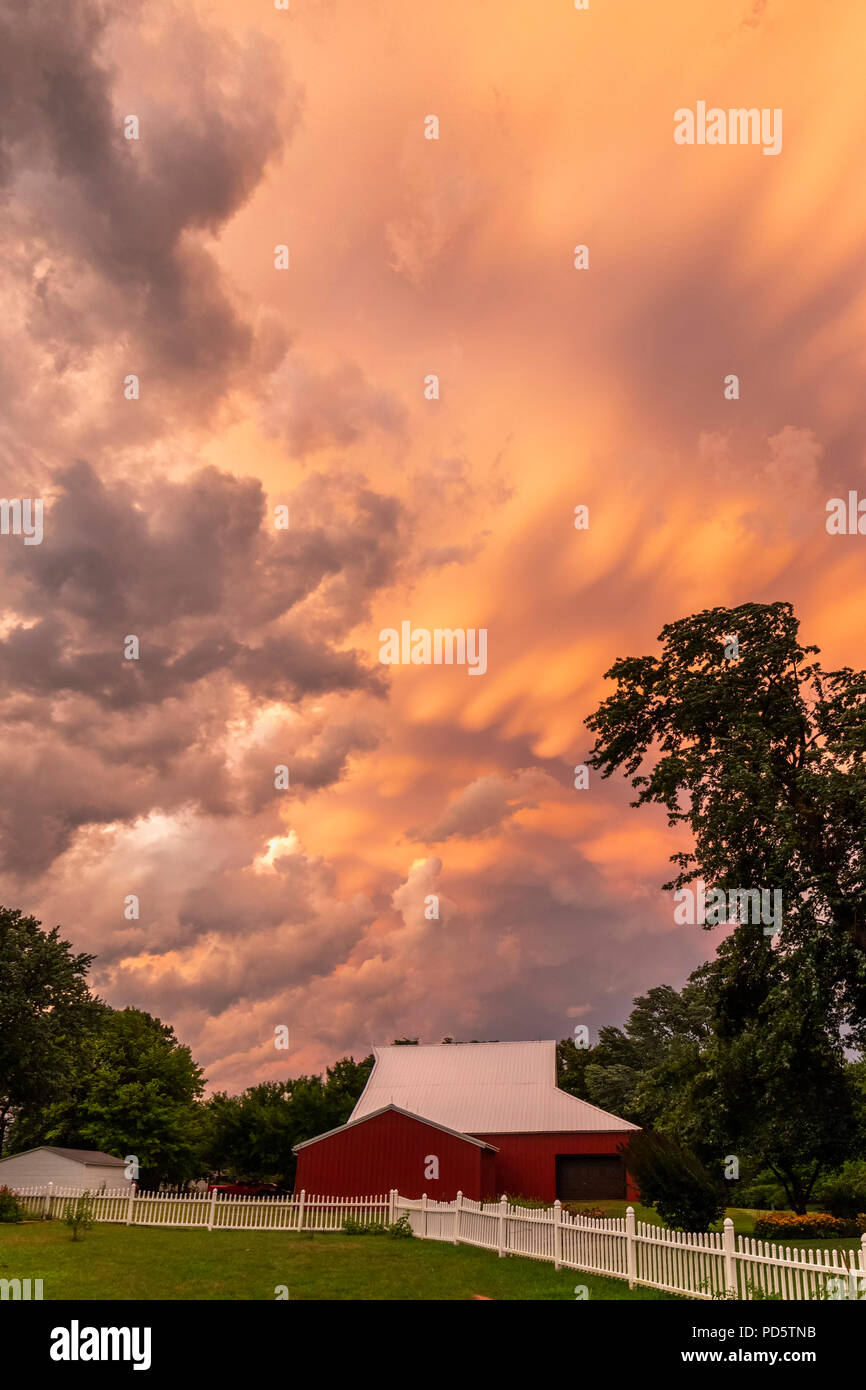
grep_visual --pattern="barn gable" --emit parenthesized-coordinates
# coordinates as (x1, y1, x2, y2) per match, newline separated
(293, 1104, 498, 1200)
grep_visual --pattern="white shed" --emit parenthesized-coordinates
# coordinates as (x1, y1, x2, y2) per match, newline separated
(0, 1146, 129, 1191)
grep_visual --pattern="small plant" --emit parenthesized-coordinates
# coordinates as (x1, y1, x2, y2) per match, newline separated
(708, 1281, 783, 1301)
(341, 1217, 388, 1235)
(0, 1186, 24, 1223)
(64, 1192, 95, 1242)
(388, 1214, 414, 1238)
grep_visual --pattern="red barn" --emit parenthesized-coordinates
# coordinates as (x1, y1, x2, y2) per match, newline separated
(294, 1041, 639, 1203)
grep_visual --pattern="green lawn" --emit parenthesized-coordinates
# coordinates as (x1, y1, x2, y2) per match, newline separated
(0, 1222, 680, 1301)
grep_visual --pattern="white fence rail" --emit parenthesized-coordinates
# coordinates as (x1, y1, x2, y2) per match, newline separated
(10, 1185, 392, 1232)
(395, 1192, 866, 1301)
(9, 1183, 865, 1299)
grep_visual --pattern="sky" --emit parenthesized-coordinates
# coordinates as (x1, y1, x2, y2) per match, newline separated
(2, 0, 866, 1092)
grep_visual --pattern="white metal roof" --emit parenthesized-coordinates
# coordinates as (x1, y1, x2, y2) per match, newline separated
(349, 1041, 639, 1134)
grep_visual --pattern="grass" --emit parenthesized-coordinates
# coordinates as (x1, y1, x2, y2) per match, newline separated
(0, 1221, 680, 1301)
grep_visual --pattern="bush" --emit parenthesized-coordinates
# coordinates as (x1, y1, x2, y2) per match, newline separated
(387, 1215, 414, 1239)
(752, 1211, 866, 1240)
(621, 1132, 726, 1232)
(814, 1162, 866, 1220)
(63, 1192, 95, 1242)
(0, 1186, 24, 1223)
(735, 1181, 789, 1211)
(564, 1205, 608, 1220)
(342, 1217, 383, 1235)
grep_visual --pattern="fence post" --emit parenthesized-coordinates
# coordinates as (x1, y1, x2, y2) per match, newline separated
(497, 1194, 507, 1258)
(296, 1189, 306, 1232)
(453, 1190, 462, 1246)
(388, 1189, 396, 1225)
(43, 1183, 53, 1222)
(125, 1184, 135, 1226)
(553, 1200, 563, 1270)
(207, 1187, 217, 1231)
(421, 1192, 428, 1239)
(625, 1205, 636, 1289)
(723, 1217, 737, 1297)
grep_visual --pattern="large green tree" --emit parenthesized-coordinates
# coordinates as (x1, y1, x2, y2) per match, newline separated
(586, 601, 866, 1036)
(0, 906, 99, 1154)
(687, 941, 861, 1213)
(11, 1006, 205, 1184)
(199, 1054, 374, 1186)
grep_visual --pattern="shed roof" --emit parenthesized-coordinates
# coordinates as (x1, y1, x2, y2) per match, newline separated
(0, 1146, 124, 1168)
(349, 1041, 639, 1135)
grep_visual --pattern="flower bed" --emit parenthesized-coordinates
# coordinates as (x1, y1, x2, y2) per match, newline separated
(752, 1211, 866, 1239)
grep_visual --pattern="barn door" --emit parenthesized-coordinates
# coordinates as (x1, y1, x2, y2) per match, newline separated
(555, 1154, 626, 1201)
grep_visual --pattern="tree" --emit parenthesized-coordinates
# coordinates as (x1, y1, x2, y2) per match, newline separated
(556, 1038, 595, 1100)
(616, 954, 862, 1212)
(586, 601, 866, 1036)
(690, 941, 860, 1213)
(198, 1054, 374, 1187)
(10, 1007, 205, 1185)
(556, 986, 713, 1127)
(621, 1130, 725, 1231)
(0, 906, 98, 1154)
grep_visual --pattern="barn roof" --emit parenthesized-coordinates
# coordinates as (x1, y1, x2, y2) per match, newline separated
(0, 1146, 124, 1167)
(349, 1041, 639, 1135)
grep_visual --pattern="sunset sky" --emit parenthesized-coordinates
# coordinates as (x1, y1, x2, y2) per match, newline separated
(3, 0, 866, 1092)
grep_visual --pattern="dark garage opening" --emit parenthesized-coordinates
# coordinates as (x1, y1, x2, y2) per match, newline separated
(556, 1154, 626, 1201)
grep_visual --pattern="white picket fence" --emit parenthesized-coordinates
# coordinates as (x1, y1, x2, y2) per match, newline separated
(397, 1192, 866, 1301)
(10, 1183, 866, 1299)
(11, 1185, 392, 1232)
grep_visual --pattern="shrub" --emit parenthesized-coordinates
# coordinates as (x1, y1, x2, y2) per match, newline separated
(0, 1186, 24, 1223)
(564, 1204, 608, 1220)
(814, 1162, 866, 1220)
(341, 1217, 388, 1235)
(620, 1132, 726, 1232)
(388, 1215, 414, 1238)
(63, 1192, 95, 1242)
(752, 1211, 865, 1240)
(735, 1181, 789, 1211)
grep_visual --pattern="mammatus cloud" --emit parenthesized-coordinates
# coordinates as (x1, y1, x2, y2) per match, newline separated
(412, 769, 565, 842)
(3, 0, 866, 1091)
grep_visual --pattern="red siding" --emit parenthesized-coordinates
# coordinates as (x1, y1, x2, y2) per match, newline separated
(474, 1131, 639, 1204)
(295, 1109, 488, 1199)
